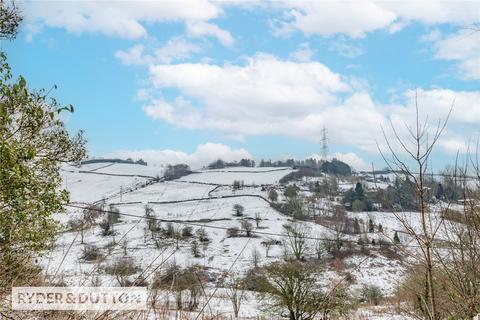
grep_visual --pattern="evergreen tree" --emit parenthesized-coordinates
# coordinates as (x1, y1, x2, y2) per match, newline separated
(355, 182, 365, 200)
(393, 231, 400, 244)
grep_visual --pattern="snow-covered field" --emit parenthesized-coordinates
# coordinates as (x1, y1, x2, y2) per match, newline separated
(179, 167, 293, 185)
(42, 163, 413, 318)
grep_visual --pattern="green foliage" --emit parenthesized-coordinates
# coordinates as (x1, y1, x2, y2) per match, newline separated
(0, 52, 86, 285)
(285, 197, 305, 219)
(344, 183, 373, 211)
(393, 231, 401, 244)
(374, 177, 419, 211)
(284, 185, 299, 198)
(312, 176, 339, 197)
(258, 262, 353, 320)
(361, 284, 383, 305)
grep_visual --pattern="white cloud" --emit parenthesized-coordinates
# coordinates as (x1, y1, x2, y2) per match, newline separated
(115, 44, 147, 65)
(273, 1, 397, 38)
(155, 38, 201, 63)
(329, 37, 363, 58)
(401, 89, 480, 125)
(310, 152, 370, 171)
(115, 38, 201, 65)
(105, 143, 252, 169)
(24, 1, 221, 39)
(186, 21, 235, 47)
(272, 1, 480, 39)
(139, 54, 479, 154)
(382, 1, 480, 26)
(430, 30, 480, 80)
(290, 42, 314, 62)
(143, 54, 385, 149)
(438, 137, 470, 155)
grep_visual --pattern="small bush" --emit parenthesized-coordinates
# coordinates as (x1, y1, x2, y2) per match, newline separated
(67, 218, 83, 231)
(361, 284, 383, 305)
(233, 204, 245, 217)
(191, 240, 201, 257)
(99, 219, 113, 236)
(105, 257, 140, 277)
(182, 226, 193, 237)
(226, 227, 240, 238)
(196, 228, 210, 243)
(163, 222, 175, 237)
(81, 245, 103, 261)
(108, 206, 121, 224)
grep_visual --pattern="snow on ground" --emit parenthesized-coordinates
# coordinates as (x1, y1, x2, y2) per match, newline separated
(179, 167, 294, 185)
(115, 181, 214, 203)
(45, 194, 334, 282)
(41, 165, 419, 318)
(345, 254, 404, 295)
(348, 210, 448, 245)
(60, 170, 149, 203)
(91, 163, 164, 177)
(209, 185, 269, 198)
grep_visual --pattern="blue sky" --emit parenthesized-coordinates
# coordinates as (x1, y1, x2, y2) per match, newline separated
(5, 1, 480, 170)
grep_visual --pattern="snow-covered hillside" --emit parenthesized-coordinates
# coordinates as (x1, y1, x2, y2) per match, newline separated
(179, 167, 293, 185)
(44, 163, 409, 318)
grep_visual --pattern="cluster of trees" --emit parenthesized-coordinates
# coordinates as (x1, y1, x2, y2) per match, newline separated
(310, 176, 339, 198)
(164, 164, 191, 180)
(81, 157, 147, 166)
(259, 157, 352, 176)
(343, 182, 374, 211)
(207, 158, 255, 169)
(369, 168, 464, 212)
(320, 159, 352, 176)
(280, 160, 352, 185)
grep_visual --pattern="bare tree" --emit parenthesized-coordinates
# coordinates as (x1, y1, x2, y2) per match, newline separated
(241, 220, 254, 237)
(223, 273, 246, 319)
(254, 212, 262, 228)
(379, 93, 452, 320)
(428, 159, 480, 318)
(252, 248, 261, 268)
(262, 238, 278, 257)
(283, 223, 310, 261)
